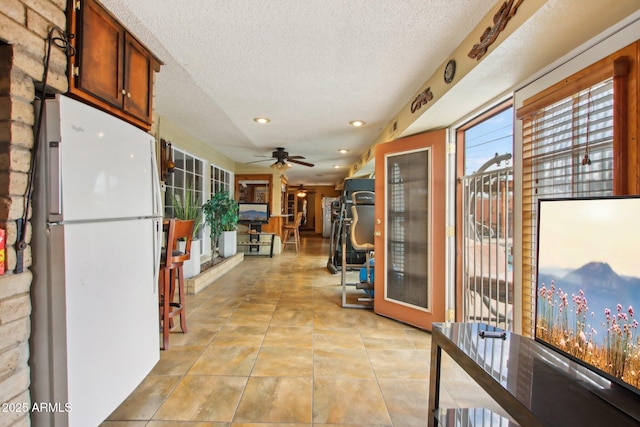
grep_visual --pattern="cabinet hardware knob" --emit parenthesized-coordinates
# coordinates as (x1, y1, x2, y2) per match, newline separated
(374, 231, 381, 237)
(127, 92, 131, 98)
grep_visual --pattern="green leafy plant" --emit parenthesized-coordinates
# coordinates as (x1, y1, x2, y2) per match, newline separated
(170, 185, 202, 239)
(202, 190, 239, 245)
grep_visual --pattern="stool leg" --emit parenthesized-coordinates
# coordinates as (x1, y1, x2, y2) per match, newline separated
(282, 229, 291, 251)
(162, 268, 171, 350)
(294, 228, 300, 253)
(168, 268, 176, 329)
(177, 266, 187, 333)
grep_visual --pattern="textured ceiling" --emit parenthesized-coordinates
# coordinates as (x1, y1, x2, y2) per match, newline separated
(98, 0, 494, 184)
(96, 0, 640, 186)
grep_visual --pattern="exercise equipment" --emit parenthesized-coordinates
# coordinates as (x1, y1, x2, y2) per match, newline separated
(326, 178, 374, 273)
(341, 190, 375, 308)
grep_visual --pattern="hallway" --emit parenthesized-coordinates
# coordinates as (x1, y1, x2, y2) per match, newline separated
(102, 237, 502, 426)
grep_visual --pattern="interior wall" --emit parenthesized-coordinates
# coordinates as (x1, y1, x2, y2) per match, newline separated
(156, 116, 236, 173)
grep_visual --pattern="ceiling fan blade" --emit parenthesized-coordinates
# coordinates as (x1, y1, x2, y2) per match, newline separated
(246, 158, 274, 164)
(288, 158, 314, 167)
(287, 155, 306, 160)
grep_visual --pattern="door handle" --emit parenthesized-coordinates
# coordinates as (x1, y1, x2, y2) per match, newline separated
(48, 141, 62, 217)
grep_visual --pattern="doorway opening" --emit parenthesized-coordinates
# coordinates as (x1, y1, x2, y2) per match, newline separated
(456, 104, 514, 330)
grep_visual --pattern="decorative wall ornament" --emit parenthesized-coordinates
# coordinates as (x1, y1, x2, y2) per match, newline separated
(444, 60, 456, 84)
(468, 0, 525, 61)
(160, 138, 175, 181)
(411, 87, 434, 114)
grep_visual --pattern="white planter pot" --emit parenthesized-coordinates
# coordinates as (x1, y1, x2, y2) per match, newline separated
(219, 230, 237, 258)
(178, 239, 201, 278)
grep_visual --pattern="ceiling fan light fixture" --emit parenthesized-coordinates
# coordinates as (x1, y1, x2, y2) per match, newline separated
(349, 120, 366, 127)
(270, 159, 291, 170)
(253, 117, 270, 124)
(296, 185, 307, 198)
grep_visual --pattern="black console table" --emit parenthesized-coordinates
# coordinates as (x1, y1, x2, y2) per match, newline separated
(428, 322, 639, 427)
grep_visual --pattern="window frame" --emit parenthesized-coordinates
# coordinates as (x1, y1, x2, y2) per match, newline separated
(210, 164, 233, 196)
(164, 145, 205, 240)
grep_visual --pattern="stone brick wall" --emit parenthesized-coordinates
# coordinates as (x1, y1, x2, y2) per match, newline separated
(0, 1, 68, 425)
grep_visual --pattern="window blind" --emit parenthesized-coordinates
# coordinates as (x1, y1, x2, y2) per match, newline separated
(520, 78, 614, 336)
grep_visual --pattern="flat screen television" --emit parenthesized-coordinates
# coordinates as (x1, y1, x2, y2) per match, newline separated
(535, 196, 640, 396)
(238, 202, 270, 224)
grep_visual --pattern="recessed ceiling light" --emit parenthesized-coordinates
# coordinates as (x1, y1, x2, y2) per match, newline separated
(349, 120, 366, 127)
(333, 165, 341, 169)
(338, 149, 349, 154)
(253, 117, 270, 124)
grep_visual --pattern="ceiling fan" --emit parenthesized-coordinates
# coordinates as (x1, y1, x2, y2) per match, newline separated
(247, 147, 314, 169)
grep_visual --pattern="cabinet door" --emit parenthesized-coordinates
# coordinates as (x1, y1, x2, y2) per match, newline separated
(75, 0, 124, 108)
(123, 33, 155, 123)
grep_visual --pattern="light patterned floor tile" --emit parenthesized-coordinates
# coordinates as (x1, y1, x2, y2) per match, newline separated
(189, 345, 259, 376)
(251, 347, 313, 377)
(153, 375, 247, 422)
(313, 378, 392, 425)
(233, 377, 312, 423)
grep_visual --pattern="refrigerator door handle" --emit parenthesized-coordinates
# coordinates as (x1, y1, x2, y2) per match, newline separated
(149, 138, 162, 295)
(150, 139, 163, 217)
(152, 219, 161, 294)
(49, 141, 62, 218)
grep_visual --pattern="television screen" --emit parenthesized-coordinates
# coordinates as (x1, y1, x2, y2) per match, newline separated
(535, 196, 640, 395)
(238, 202, 269, 223)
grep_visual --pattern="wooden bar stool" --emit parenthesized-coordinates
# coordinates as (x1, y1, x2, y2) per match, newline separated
(282, 211, 303, 253)
(159, 219, 194, 350)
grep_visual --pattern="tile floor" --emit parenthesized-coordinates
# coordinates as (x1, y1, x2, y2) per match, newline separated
(102, 236, 505, 426)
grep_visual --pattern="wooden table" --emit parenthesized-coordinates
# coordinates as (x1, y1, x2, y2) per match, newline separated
(428, 322, 639, 427)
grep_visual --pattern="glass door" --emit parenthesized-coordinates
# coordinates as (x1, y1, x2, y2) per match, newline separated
(374, 129, 447, 330)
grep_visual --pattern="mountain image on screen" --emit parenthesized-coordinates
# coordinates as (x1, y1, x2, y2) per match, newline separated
(538, 261, 640, 345)
(536, 261, 640, 391)
(239, 209, 268, 222)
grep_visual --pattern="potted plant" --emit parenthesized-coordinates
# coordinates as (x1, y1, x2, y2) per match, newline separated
(170, 186, 203, 277)
(203, 190, 239, 258)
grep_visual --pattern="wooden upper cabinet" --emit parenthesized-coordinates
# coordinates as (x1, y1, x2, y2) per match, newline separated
(124, 34, 155, 121)
(67, 0, 161, 130)
(74, 0, 124, 108)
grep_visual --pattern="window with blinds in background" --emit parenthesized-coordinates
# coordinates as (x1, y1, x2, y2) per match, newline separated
(519, 78, 614, 336)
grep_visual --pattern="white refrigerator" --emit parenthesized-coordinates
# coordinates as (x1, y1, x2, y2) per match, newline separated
(31, 95, 162, 426)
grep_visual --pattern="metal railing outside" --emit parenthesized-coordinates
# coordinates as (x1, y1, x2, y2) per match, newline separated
(461, 163, 514, 330)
